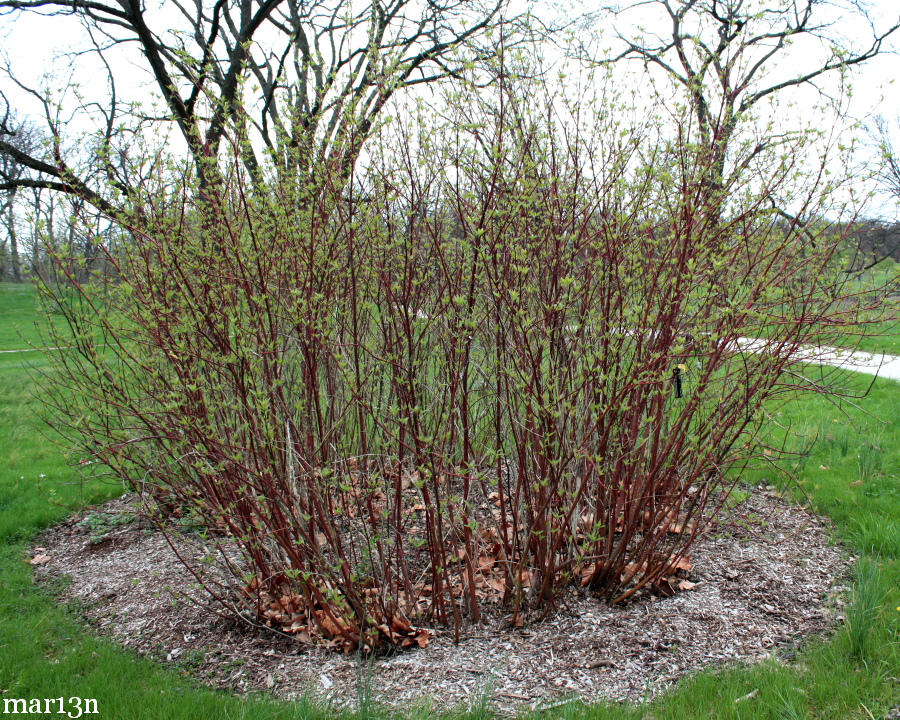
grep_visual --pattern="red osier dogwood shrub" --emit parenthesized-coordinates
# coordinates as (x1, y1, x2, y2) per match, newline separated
(41, 79, 880, 650)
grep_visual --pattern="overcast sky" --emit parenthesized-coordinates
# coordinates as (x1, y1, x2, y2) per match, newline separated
(2, 1, 899, 217)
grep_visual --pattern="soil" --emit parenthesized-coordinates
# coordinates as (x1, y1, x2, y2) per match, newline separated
(31, 484, 850, 715)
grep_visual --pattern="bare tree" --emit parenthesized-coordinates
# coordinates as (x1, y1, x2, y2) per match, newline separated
(845, 218, 900, 270)
(0, 0, 524, 209)
(0, 107, 41, 280)
(842, 114, 900, 270)
(872, 115, 900, 204)
(588, 0, 900, 206)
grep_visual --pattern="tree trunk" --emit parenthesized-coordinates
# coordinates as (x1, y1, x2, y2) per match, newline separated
(6, 193, 22, 282)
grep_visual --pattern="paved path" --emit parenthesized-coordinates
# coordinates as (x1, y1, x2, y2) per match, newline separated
(0, 346, 68, 354)
(795, 346, 900, 381)
(732, 337, 900, 381)
(2, 340, 899, 380)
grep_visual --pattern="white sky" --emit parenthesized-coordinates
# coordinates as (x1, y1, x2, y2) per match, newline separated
(1, 0, 900, 217)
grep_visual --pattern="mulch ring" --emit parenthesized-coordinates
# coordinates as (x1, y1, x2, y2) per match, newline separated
(30, 484, 850, 715)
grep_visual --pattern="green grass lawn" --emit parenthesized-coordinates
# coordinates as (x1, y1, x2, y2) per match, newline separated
(836, 261, 900, 355)
(0, 281, 46, 350)
(1, 281, 898, 719)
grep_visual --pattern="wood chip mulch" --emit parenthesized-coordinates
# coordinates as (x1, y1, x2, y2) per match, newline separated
(31, 485, 851, 714)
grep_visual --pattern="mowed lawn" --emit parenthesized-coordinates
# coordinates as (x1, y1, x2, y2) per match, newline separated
(0, 281, 898, 719)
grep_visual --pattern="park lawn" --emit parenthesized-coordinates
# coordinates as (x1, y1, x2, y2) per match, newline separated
(833, 295, 899, 356)
(0, 281, 46, 350)
(839, 297, 899, 355)
(0, 281, 898, 719)
(835, 260, 899, 355)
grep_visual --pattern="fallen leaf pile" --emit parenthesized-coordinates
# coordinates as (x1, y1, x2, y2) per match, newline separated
(243, 578, 431, 653)
(27, 547, 51, 565)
